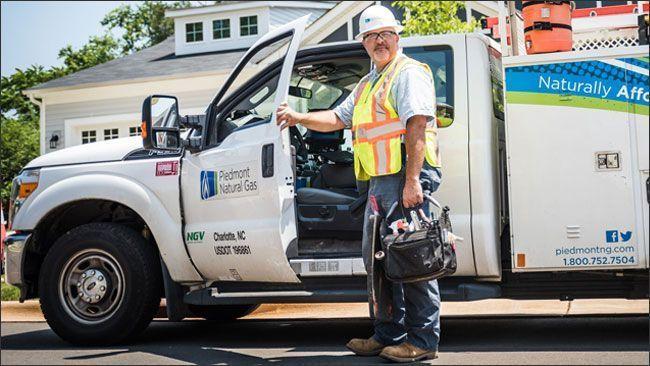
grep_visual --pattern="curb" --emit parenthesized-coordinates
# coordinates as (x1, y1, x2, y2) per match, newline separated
(1, 299, 648, 322)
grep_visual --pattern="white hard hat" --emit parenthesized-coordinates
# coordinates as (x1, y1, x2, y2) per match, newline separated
(356, 5, 404, 40)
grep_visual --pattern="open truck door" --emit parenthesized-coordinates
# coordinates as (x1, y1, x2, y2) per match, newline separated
(180, 16, 309, 283)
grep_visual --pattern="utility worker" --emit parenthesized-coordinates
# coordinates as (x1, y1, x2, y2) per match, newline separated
(276, 4, 441, 363)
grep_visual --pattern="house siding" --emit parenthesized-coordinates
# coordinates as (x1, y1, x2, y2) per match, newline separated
(44, 89, 214, 153)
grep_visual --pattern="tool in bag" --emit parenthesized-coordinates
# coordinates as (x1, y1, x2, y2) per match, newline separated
(374, 194, 460, 283)
(367, 194, 385, 318)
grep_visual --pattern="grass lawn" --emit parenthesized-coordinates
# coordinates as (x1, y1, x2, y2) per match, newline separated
(1, 275, 20, 301)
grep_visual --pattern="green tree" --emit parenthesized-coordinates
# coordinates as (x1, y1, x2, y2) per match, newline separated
(1, 65, 65, 121)
(2, 1, 209, 209)
(392, 1, 480, 36)
(58, 35, 120, 73)
(1, 115, 40, 208)
(101, 1, 192, 54)
(0, 34, 120, 208)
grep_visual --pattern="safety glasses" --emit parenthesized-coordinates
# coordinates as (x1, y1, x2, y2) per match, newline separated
(362, 30, 397, 42)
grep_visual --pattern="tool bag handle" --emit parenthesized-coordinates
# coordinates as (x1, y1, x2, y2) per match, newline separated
(385, 193, 442, 222)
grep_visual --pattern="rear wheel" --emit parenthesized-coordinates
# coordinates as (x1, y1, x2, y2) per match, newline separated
(188, 304, 260, 321)
(39, 223, 162, 345)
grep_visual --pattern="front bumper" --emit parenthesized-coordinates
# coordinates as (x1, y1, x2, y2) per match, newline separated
(5, 233, 31, 292)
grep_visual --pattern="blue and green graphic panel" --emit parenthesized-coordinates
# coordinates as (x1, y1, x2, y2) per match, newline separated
(200, 170, 219, 200)
(505, 57, 649, 116)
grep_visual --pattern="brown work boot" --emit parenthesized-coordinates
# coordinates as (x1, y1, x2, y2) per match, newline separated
(379, 342, 438, 363)
(346, 337, 386, 356)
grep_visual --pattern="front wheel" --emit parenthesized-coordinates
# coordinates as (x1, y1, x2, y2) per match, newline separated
(39, 223, 162, 345)
(188, 304, 260, 321)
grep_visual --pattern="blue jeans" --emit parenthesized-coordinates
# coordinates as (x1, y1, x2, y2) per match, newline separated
(362, 164, 442, 351)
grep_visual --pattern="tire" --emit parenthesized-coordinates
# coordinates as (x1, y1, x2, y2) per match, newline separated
(39, 223, 162, 345)
(188, 304, 260, 321)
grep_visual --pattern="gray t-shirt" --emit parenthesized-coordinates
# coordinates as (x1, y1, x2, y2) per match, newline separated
(333, 60, 436, 128)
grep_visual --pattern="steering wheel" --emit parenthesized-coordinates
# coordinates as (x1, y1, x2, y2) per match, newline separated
(289, 126, 309, 162)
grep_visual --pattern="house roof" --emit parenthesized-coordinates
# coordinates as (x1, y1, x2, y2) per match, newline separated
(27, 36, 246, 92)
(26, 0, 369, 94)
(165, 1, 336, 19)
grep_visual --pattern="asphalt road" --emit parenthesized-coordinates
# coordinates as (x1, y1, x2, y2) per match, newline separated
(1, 316, 648, 365)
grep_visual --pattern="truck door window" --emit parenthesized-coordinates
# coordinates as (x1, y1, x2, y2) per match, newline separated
(214, 71, 344, 143)
(404, 46, 454, 127)
(488, 47, 505, 120)
(213, 74, 280, 143)
(206, 32, 296, 147)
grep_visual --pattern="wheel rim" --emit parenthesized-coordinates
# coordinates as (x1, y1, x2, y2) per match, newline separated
(58, 248, 125, 324)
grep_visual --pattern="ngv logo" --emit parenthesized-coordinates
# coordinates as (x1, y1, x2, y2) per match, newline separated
(606, 230, 632, 243)
(200, 171, 218, 200)
(186, 231, 205, 243)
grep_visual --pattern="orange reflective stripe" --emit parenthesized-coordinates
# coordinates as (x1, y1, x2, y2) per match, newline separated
(378, 57, 407, 107)
(372, 94, 387, 122)
(372, 142, 380, 175)
(354, 80, 369, 104)
(384, 138, 391, 174)
(354, 120, 405, 141)
(373, 139, 388, 175)
(351, 117, 401, 131)
(354, 130, 406, 144)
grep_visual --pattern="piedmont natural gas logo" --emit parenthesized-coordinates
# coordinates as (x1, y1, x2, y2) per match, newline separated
(200, 163, 259, 201)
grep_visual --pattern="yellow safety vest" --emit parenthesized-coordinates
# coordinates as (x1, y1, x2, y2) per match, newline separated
(352, 55, 441, 181)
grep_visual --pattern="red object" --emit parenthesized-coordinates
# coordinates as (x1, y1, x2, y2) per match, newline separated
(572, 3, 649, 17)
(491, 23, 513, 45)
(155, 161, 179, 176)
(481, 2, 650, 44)
(369, 195, 379, 214)
(522, 0, 573, 54)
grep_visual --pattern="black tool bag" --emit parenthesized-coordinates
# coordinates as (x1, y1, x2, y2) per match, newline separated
(377, 195, 457, 283)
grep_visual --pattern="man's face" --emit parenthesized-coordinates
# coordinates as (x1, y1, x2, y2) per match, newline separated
(361, 27, 399, 68)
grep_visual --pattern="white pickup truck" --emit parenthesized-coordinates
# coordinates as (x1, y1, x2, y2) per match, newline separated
(6, 16, 649, 345)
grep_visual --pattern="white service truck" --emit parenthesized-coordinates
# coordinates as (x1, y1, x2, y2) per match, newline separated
(5, 17, 649, 345)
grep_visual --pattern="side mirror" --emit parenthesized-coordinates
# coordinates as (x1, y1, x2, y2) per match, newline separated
(142, 95, 182, 150)
(436, 103, 454, 128)
(289, 86, 312, 99)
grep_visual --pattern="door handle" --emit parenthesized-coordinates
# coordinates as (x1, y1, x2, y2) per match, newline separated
(262, 143, 274, 177)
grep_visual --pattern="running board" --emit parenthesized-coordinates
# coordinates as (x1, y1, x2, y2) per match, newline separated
(183, 278, 501, 306)
(184, 288, 367, 305)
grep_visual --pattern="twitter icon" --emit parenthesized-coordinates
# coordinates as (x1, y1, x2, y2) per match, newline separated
(620, 231, 632, 242)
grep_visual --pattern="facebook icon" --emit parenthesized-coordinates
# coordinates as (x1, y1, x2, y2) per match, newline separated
(606, 230, 619, 243)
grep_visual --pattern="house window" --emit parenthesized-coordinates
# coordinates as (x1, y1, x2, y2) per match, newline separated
(81, 130, 96, 144)
(186, 22, 203, 42)
(213, 19, 230, 39)
(104, 128, 119, 140)
(129, 126, 142, 136)
(240, 15, 258, 36)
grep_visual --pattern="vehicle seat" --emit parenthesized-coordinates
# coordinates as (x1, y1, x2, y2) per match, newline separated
(296, 187, 363, 240)
(296, 188, 356, 205)
(312, 163, 356, 193)
(311, 150, 358, 196)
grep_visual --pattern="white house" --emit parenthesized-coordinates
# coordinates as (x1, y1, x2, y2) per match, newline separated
(22, 0, 499, 155)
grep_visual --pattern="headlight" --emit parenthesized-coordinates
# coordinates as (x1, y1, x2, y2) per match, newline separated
(8, 169, 40, 230)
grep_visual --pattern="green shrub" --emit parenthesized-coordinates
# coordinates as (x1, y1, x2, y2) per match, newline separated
(1, 275, 21, 301)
